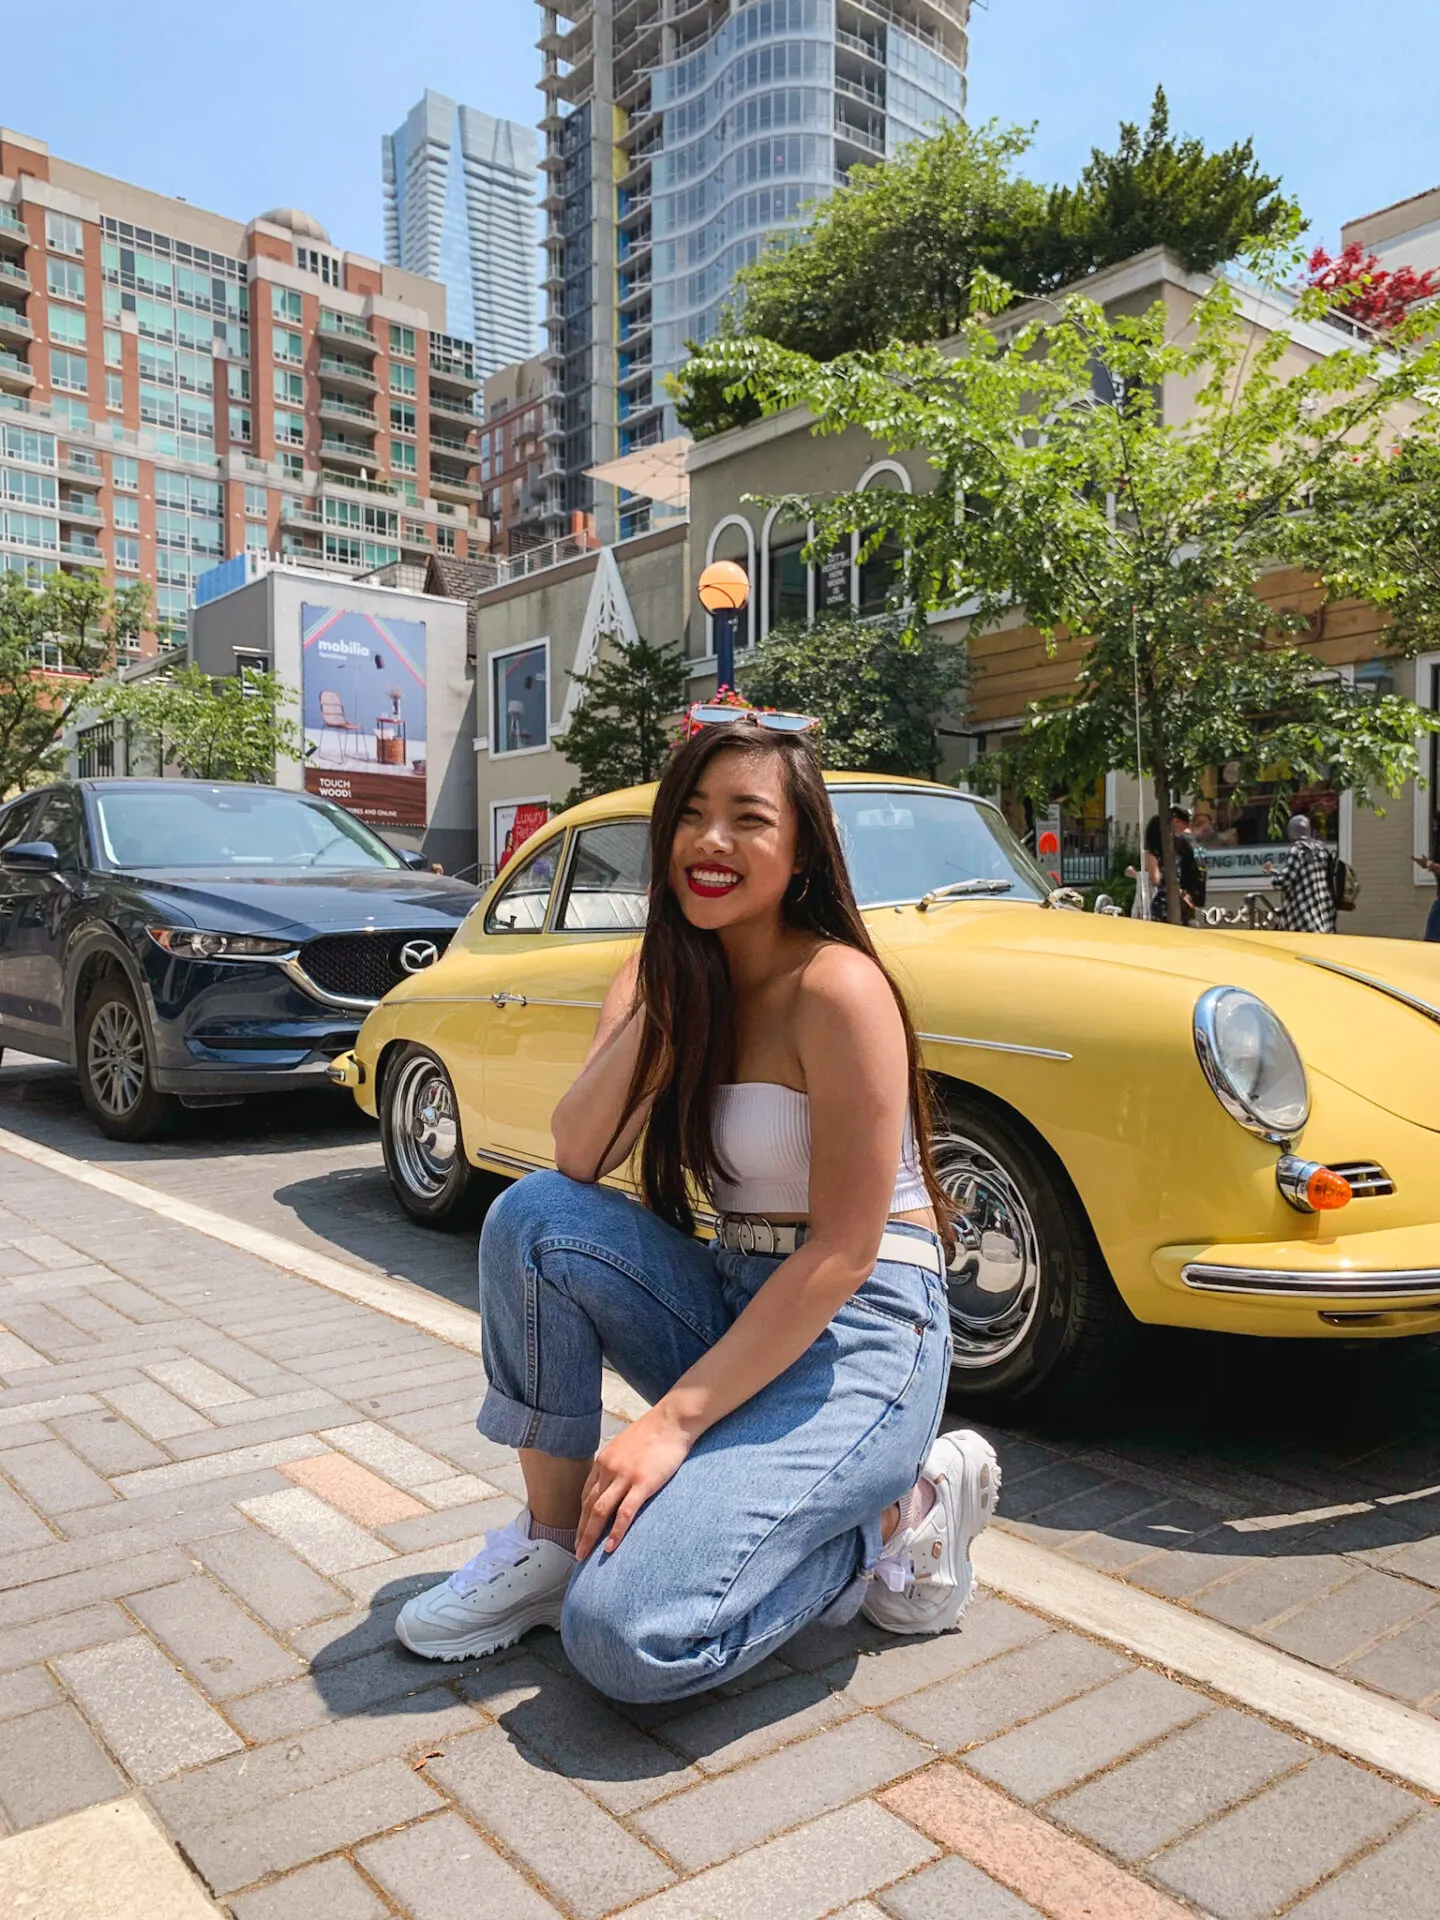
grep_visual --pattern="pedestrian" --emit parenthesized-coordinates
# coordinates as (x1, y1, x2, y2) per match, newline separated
(1128, 806, 1202, 922)
(1269, 814, 1338, 934)
(1414, 817, 1440, 941)
(395, 709, 999, 1702)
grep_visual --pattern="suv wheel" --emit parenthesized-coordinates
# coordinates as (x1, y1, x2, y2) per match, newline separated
(76, 978, 174, 1142)
(933, 1099, 1130, 1413)
(380, 1044, 488, 1228)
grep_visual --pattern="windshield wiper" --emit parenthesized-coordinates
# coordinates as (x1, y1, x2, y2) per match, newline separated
(917, 879, 1015, 911)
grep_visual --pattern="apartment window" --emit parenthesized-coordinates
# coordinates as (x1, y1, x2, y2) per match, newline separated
(273, 369, 304, 405)
(45, 212, 85, 258)
(271, 285, 303, 323)
(244, 521, 269, 552)
(244, 484, 267, 516)
(105, 374, 124, 413)
(46, 260, 85, 304)
(390, 361, 416, 396)
(390, 439, 417, 472)
(112, 495, 139, 531)
(49, 350, 87, 393)
(112, 456, 138, 492)
(228, 406, 252, 443)
(49, 308, 87, 349)
(102, 330, 123, 369)
(102, 285, 121, 324)
(296, 247, 340, 286)
(274, 409, 305, 446)
(272, 327, 304, 365)
(480, 446, 492, 482)
(389, 323, 415, 358)
(279, 450, 303, 479)
(389, 402, 416, 435)
(113, 536, 140, 571)
(228, 365, 251, 401)
(436, 524, 456, 554)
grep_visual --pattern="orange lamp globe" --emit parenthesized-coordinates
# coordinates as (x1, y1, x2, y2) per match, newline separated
(698, 560, 751, 614)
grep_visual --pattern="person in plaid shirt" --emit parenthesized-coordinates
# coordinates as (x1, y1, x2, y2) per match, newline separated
(1270, 815, 1337, 933)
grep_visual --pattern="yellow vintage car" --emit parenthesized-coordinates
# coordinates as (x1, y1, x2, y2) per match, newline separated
(332, 775, 1440, 1411)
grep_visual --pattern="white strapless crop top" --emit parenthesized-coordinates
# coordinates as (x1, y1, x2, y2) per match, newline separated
(710, 1082, 930, 1216)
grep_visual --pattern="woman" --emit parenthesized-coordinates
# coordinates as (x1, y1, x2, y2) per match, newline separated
(396, 714, 999, 1702)
(1415, 818, 1440, 941)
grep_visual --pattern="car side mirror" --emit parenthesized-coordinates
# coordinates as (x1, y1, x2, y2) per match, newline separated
(399, 849, 428, 872)
(1, 841, 60, 873)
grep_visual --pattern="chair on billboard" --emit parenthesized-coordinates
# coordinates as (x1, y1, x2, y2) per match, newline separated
(317, 690, 369, 764)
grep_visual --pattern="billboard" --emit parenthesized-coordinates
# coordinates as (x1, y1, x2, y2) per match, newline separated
(301, 605, 427, 827)
(493, 799, 550, 870)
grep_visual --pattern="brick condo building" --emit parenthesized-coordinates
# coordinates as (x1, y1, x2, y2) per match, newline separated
(0, 127, 489, 658)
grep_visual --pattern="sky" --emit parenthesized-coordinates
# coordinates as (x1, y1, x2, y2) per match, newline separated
(4, 0, 1439, 266)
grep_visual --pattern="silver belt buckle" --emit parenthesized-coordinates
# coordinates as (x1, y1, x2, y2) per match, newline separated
(737, 1217, 755, 1255)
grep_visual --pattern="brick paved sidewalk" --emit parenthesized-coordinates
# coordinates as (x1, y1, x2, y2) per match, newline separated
(1, 1143, 1438, 1920)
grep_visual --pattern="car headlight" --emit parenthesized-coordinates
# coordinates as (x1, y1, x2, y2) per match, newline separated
(1194, 986, 1309, 1143)
(147, 928, 296, 960)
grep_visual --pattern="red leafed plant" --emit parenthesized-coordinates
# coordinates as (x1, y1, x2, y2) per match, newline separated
(1303, 243, 1439, 332)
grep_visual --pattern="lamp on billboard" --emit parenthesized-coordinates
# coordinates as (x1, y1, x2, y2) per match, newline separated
(698, 560, 750, 694)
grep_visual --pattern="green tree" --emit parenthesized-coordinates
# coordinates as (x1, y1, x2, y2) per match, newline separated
(99, 663, 301, 783)
(697, 256, 1440, 920)
(673, 95, 1296, 439)
(739, 610, 969, 778)
(560, 632, 687, 806)
(0, 572, 149, 796)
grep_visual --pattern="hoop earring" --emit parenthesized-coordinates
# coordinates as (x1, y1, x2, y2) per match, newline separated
(792, 872, 812, 905)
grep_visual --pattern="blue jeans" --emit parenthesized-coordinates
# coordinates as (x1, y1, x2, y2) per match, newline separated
(1426, 898, 1440, 943)
(476, 1171, 951, 1703)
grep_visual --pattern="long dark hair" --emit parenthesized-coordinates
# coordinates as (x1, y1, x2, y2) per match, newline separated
(610, 724, 953, 1243)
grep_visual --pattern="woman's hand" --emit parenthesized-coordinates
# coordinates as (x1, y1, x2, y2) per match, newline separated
(577, 1407, 694, 1558)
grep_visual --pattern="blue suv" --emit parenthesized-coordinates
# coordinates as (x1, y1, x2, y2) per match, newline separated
(0, 779, 478, 1140)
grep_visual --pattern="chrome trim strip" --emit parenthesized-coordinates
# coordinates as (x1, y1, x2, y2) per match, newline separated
(278, 957, 378, 1012)
(1182, 1261, 1440, 1299)
(1298, 956, 1440, 1027)
(916, 1030, 1072, 1062)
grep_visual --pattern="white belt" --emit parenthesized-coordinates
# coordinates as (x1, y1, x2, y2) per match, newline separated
(713, 1215, 945, 1278)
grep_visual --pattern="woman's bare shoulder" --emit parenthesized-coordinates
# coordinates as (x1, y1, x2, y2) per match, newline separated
(795, 941, 896, 1022)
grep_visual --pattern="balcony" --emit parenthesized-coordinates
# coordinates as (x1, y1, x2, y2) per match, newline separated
(618, 275, 653, 310)
(63, 455, 104, 486)
(835, 25, 884, 60)
(320, 467, 399, 497)
(835, 72, 885, 108)
(318, 393, 378, 430)
(57, 497, 104, 525)
(317, 355, 379, 394)
(278, 499, 326, 530)
(318, 437, 377, 470)
(0, 207, 29, 254)
(836, 111, 886, 156)
(618, 358, 652, 387)
(428, 392, 479, 427)
(0, 307, 31, 344)
(59, 538, 104, 565)
(0, 260, 29, 293)
(429, 471, 486, 504)
(317, 313, 377, 351)
(429, 345, 480, 393)
(429, 433, 478, 460)
(0, 350, 34, 392)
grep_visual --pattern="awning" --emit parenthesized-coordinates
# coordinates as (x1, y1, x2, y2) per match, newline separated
(586, 436, 693, 509)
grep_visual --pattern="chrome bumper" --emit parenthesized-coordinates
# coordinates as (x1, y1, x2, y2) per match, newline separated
(1181, 1261, 1440, 1300)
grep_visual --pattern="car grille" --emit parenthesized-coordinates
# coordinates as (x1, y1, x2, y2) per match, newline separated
(296, 929, 454, 1004)
(1329, 1161, 1396, 1198)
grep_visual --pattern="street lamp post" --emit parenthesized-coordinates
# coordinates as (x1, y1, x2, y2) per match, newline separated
(697, 560, 750, 695)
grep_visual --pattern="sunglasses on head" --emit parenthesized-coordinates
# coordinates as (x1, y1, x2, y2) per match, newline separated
(686, 705, 820, 734)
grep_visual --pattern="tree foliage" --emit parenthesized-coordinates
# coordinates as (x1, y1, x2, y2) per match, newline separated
(560, 631, 687, 806)
(674, 91, 1295, 438)
(98, 663, 301, 783)
(1302, 243, 1440, 334)
(0, 572, 149, 796)
(699, 256, 1440, 919)
(739, 610, 968, 779)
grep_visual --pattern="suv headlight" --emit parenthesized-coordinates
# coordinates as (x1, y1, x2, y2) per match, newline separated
(147, 928, 296, 960)
(1194, 986, 1309, 1143)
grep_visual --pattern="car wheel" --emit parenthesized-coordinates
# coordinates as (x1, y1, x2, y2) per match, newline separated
(932, 1098, 1130, 1413)
(380, 1044, 488, 1228)
(76, 977, 175, 1142)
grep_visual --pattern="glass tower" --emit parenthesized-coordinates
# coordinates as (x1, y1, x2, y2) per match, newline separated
(538, 0, 968, 542)
(384, 92, 539, 380)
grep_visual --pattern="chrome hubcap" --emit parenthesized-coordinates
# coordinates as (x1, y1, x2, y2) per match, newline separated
(934, 1131, 1043, 1369)
(392, 1056, 459, 1196)
(87, 1000, 146, 1117)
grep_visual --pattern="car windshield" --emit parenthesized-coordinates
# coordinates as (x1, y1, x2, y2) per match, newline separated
(831, 788, 1051, 906)
(90, 786, 405, 872)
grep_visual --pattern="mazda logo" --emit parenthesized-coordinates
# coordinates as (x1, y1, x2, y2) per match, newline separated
(398, 939, 440, 974)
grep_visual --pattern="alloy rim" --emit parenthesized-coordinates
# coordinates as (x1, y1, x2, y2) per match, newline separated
(933, 1131, 1043, 1369)
(87, 999, 146, 1117)
(392, 1055, 460, 1196)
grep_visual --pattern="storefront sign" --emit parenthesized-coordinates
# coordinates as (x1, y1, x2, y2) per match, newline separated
(301, 605, 428, 828)
(1201, 838, 1336, 888)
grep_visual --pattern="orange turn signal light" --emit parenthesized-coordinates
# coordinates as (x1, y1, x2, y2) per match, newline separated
(1305, 1167, 1352, 1211)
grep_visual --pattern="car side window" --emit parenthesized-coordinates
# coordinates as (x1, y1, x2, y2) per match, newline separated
(557, 822, 651, 932)
(30, 790, 85, 870)
(483, 839, 562, 934)
(0, 796, 40, 853)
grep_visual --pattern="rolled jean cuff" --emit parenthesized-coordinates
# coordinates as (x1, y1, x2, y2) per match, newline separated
(813, 1511, 883, 1627)
(477, 1384, 602, 1459)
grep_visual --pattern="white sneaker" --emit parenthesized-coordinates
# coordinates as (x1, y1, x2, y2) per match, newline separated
(861, 1430, 1001, 1636)
(395, 1513, 575, 1661)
